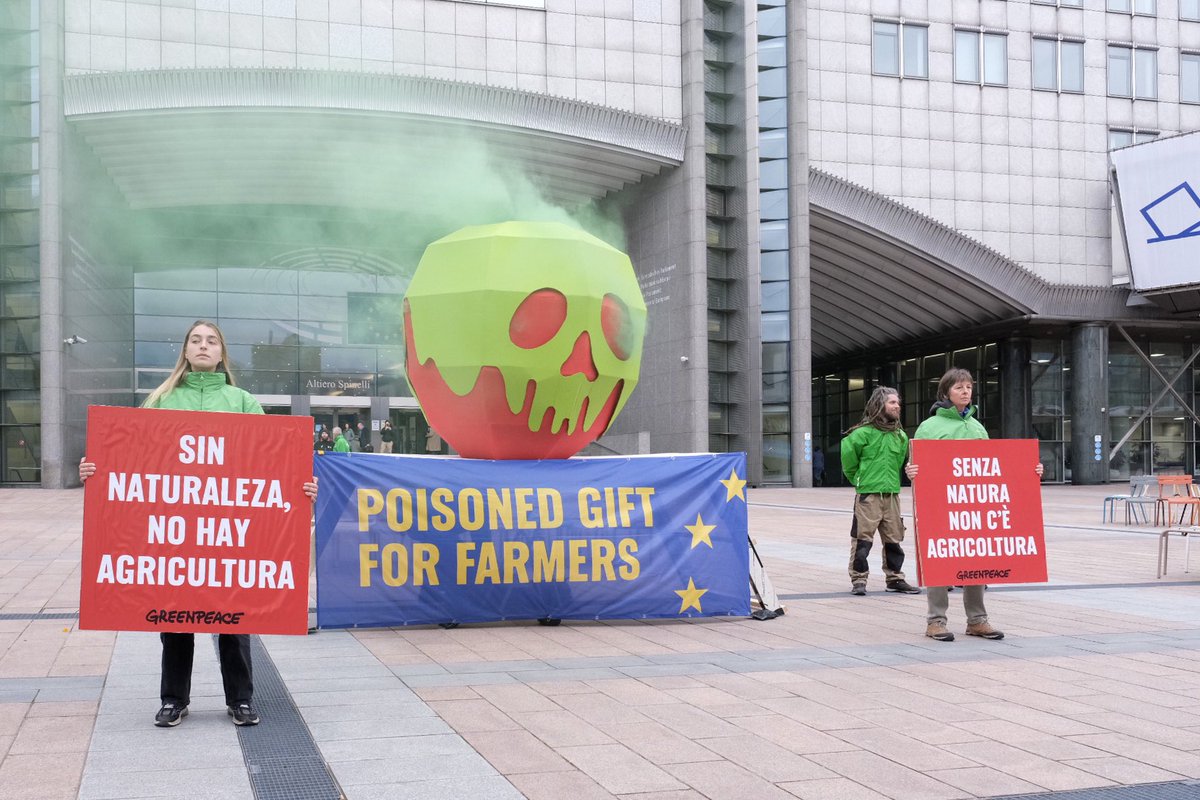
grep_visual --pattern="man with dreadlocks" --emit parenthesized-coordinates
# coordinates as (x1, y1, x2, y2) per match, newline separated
(840, 386, 921, 596)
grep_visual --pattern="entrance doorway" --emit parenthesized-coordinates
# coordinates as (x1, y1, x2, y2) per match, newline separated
(312, 409, 369, 448)
(390, 409, 445, 455)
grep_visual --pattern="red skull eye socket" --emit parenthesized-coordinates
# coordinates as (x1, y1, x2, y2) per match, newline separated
(509, 288, 568, 350)
(601, 293, 634, 361)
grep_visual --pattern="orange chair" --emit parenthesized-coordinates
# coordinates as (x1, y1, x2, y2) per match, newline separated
(1154, 475, 1200, 526)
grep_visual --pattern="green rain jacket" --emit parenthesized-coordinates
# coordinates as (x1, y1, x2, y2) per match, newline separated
(913, 404, 988, 440)
(333, 436, 351, 453)
(840, 425, 908, 494)
(147, 371, 263, 414)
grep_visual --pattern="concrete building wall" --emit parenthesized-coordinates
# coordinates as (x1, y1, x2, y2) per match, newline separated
(63, 0, 684, 121)
(807, 0, 1200, 286)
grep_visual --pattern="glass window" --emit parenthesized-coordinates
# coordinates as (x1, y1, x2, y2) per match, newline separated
(758, 6, 785, 36)
(954, 30, 980, 83)
(762, 342, 789, 373)
(759, 128, 787, 159)
(761, 250, 789, 281)
(873, 21, 899, 76)
(763, 405, 790, 434)
(1032, 38, 1058, 90)
(1183, 53, 1200, 103)
(758, 98, 787, 128)
(902, 24, 929, 78)
(759, 38, 786, 68)
(763, 372, 789, 402)
(762, 433, 790, 481)
(760, 188, 788, 220)
(762, 311, 789, 342)
(984, 34, 1007, 85)
(955, 30, 1007, 85)
(759, 67, 786, 99)
(1109, 129, 1134, 149)
(1109, 45, 1133, 96)
(1111, 0, 1156, 12)
(761, 280, 789, 312)
(1185, 0, 1200, 20)
(1108, 45, 1156, 99)
(1061, 40, 1084, 91)
(759, 159, 788, 190)
(760, 220, 788, 251)
(1135, 48, 1157, 98)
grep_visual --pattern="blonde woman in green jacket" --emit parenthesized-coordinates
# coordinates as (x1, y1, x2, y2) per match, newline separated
(907, 368, 1042, 642)
(80, 320, 317, 728)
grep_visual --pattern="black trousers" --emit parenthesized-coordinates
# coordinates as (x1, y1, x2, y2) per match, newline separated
(160, 632, 253, 707)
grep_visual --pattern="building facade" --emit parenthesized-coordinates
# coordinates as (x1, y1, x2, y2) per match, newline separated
(7, 0, 1200, 488)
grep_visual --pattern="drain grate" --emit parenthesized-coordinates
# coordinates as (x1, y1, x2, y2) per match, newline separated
(994, 781, 1200, 800)
(222, 635, 344, 800)
(0, 612, 79, 620)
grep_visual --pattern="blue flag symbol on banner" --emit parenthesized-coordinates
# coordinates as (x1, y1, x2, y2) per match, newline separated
(313, 452, 750, 627)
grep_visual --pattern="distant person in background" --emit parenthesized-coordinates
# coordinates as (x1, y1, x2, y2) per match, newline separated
(840, 386, 921, 597)
(314, 430, 334, 452)
(907, 368, 1043, 642)
(356, 422, 370, 452)
(379, 420, 395, 454)
(425, 429, 442, 453)
(343, 421, 359, 451)
(332, 426, 351, 453)
(812, 445, 825, 486)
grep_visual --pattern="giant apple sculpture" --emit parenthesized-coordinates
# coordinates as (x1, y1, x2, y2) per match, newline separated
(403, 221, 647, 460)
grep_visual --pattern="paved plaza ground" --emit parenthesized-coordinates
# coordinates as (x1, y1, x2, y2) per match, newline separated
(0, 483, 1198, 800)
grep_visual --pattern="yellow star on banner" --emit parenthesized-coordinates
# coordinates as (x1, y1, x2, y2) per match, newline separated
(684, 514, 716, 549)
(675, 578, 709, 614)
(720, 468, 747, 502)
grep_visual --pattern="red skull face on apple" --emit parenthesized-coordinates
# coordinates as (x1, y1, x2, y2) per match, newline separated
(404, 221, 647, 460)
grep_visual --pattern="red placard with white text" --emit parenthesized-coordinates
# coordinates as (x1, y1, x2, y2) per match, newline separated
(79, 406, 312, 634)
(911, 439, 1047, 587)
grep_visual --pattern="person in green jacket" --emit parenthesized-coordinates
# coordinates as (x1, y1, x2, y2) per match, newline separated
(907, 368, 1042, 642)
(841, 386, 921, 596)
(331, 427, 351, 453)
(79, 320, 318, 728)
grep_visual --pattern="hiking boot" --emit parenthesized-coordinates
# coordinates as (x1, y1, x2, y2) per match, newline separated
(154, 703, 188, 727)
(850, 582, 866, 596)
(886, 580, 921, 594)
(925, 622, 954, 641)
(228, 703, 260, 726)
(965, 621, 1005, 640)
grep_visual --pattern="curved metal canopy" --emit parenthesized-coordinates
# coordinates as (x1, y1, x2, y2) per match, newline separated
(63, 69, 685, 210)
(808, 169, 1168, 362)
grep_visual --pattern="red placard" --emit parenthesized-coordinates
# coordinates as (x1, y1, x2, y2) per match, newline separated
(79, 406, 313, 634)
(911, 439, 1047, 587)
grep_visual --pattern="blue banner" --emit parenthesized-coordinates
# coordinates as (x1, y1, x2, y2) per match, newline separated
(313, 452, 749, 627)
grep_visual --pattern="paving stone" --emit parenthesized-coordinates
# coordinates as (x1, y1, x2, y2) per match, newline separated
(807, 750, 973, 800)
(775, 776, 884, 800)
(558, 743, 688, 794)
(938, 739, 1113, 792)
(506, 769, 619, 800)
(348, 776, 524, 800)
(425, 698, 520, 732)
(464, 729, 576, 774)
(1063, 755, 1189, 784)
(508, 709, 615, 747)
(78, 767, 252, 800)
(664, 760, 803, 800)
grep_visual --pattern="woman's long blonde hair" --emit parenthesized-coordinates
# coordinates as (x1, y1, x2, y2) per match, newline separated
(144, 320, 237, 408)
